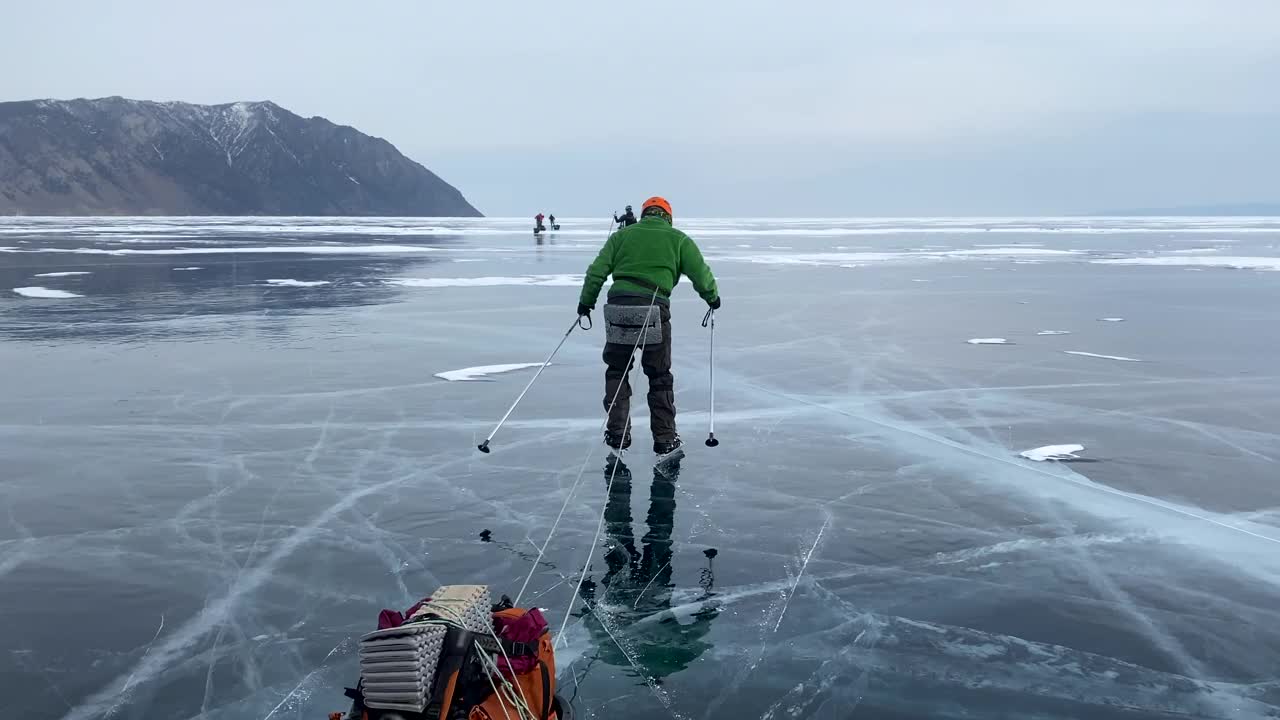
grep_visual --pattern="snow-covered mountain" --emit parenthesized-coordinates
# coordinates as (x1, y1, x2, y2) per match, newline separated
(0, 97, 481, 216)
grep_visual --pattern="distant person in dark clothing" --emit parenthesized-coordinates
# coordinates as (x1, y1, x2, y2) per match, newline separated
(613, 205, 637, 227)
(549, 213, 558, 230)
(534, 213, 546, 232)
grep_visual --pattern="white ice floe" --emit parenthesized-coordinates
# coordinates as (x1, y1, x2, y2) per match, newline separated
(1099, 317, 1125, 322)
(1168, 248, 1221, 254)
(173, 267, 203, 271)
(1, 244, 446, 256)
(725, 247, 1079, 268)
(33, 271, 91, 277)
(944, 248, 1076, 257)
(388, 275, 581, 288)
(967, 338, 1010, 345)
(1020, 444, 1085, 461)
(264, 279, 330, 287)
(1037, 330, 1071, 336)
(1092, 256, 1280, 271)
(434, 363, 544, 382)
(12, 286, 82, 299)
(1064, 351, 1142, 362)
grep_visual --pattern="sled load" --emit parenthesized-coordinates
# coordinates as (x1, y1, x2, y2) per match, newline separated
(331, 585, 572, 720)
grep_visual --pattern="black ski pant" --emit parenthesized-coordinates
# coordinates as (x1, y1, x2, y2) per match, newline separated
(603, 300, 675, 443)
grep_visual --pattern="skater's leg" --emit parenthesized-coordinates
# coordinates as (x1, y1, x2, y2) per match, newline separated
(642, 307, 676, 445)
(603, 342, 634, 438)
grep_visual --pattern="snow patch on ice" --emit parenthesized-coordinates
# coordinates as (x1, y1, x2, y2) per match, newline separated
(944, 248, 1077, 257)
(265, 279, 330, 287)
(12, 286, 82, 299)
(173, 267, 203, 271)
(388, 275, 582, 288)
(1020, 444, 1085, 461)
(725, 247, 1079, 268)
(1093, 256, 1280, 271)
(3, 245, 445, 256)
(33, 271, 91, 277)
(1064, 351, 1142, 362)
(1099, 317, 1125, 322)
(966, 338, 1010, 345)
(434, 363, 545, 382)
(1037, 330, 1071, 336)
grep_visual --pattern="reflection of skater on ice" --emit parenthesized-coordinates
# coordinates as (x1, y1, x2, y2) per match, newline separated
(575, 455, 721, 684)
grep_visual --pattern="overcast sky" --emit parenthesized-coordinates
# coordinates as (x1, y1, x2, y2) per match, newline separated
(5, 0, 1280, 216)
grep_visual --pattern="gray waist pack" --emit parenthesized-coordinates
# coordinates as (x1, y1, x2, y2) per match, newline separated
(603, 303, 664, 346)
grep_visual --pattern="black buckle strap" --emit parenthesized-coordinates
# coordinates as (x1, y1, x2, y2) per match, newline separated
(476, 634, 540, 657)
(505, 640, 535, 656)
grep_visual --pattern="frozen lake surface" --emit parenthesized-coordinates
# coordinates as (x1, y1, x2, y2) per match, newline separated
(4, 216, 1280, 719)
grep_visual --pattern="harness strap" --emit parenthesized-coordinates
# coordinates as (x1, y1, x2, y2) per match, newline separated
(613, 274, 669, 298)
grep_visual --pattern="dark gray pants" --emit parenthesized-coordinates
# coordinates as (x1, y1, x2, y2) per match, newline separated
(603, 300, 675, 443)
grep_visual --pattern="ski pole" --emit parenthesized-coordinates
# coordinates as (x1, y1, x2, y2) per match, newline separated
(477, 315, 588, 453)
(703, 308, 719, 447)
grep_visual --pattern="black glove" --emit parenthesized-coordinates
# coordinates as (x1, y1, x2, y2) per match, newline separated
(577, 302, 592, 317)
(708, 297, 721, 310)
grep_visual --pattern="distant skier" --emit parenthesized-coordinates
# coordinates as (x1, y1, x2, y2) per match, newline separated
(534, 212, 546, 233)
(613, 205, 637, 227)
(577, 196, 720, 458)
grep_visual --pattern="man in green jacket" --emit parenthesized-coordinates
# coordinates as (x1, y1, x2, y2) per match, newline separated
(577, 196, 720, 456)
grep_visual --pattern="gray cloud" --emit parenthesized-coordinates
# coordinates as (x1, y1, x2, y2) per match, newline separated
(4, 0, 1279, 215)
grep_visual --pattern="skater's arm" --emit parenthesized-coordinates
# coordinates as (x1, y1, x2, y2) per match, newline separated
(678, 235, 719, 303)
(579, 234, 618, 308)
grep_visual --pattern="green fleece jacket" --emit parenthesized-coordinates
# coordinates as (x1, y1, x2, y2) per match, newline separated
(579, 217, 719, 308)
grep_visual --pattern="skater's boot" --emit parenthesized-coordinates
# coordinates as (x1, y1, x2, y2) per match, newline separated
(653, 435, 684, 457)
(604, 428, 632, 452)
